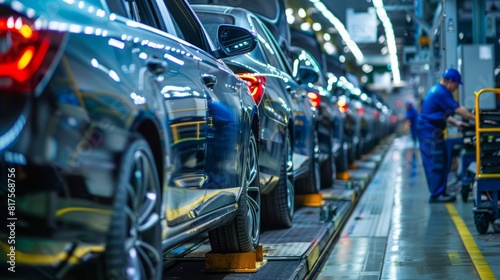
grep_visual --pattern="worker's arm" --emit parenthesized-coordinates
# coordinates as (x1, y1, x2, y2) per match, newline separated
(455, 106, 475, 121)
(446, 116, 465, 127)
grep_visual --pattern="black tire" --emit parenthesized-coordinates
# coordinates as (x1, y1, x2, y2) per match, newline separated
(262, 131, 294, 229)
(319, 130, 336, 189)
(347, 138, 356, 165)
(297, 131, 321, 193)
(209, 132, 261, 252)
(336, 137, 349, 173)
(461, 185, 470, 203)
(104, 138, 162, 280)
(474, 212, 490, 234)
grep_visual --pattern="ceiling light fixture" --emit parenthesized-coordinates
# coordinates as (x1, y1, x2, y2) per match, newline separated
(313, 22, 322, 31)
(300, 22, 311, 31)
(310, 0, 364, 64)
(298, 8, 307, 18)
(372, 0, 401, 84)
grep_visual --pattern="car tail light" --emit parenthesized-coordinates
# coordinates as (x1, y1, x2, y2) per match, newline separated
(337, 97, 348, 113)
(373, 110, 380, 119)
(390, 115, 398, 123)
(357, 107, 364, 116)
(0, 15, 64, 94)
(237, 73, 266, 105)
(307, 92, 320, 109)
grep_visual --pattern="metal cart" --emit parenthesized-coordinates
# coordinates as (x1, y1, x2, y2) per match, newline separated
(460, 125, 476, 202)
(473, 88, 500, 234)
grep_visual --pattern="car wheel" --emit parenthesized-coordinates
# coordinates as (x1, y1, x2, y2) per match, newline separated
(297, 131, 321, 193)
(320, 129, 338, 189)
(104, 138, 162, 280)
(262, 131, 294, 229)
(336, 137, 349, 173)
(209, 132, 261, 252)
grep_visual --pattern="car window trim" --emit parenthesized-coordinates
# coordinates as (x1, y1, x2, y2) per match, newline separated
(259, 19, 294, 76)
(153, 0, 179, 37)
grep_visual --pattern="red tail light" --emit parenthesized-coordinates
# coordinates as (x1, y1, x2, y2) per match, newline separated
(337, 97, 348, 114)
(307, 92, 320, 109)
(373, 110, 380, 119)
(357, 107, 365, 116)
(237, 73, 266, 105)
(0, 15, 64, 94)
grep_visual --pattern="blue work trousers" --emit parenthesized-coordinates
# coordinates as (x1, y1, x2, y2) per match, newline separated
(417, 132, 449, 197)
(410, 124, 417, 142)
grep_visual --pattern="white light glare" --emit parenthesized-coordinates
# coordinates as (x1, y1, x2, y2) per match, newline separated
(311, 1, 364, 64)
(298, 8, 306, 18)
(300, 22, 311, 31)
(312, 22, 322, 31)
(372, 0, 400, 84)
(362, 64, 373, 73)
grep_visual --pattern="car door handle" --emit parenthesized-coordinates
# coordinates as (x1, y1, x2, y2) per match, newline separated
(202, 74, 217, 88)
(146, 57, 168, 75)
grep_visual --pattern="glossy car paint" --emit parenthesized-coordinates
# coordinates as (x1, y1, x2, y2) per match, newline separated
(193, 5, 318, 195)
(0, 0, 259, 276)
(289, 47, 348, 181)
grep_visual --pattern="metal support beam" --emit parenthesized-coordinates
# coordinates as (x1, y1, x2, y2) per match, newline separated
(408, 13, 431, 36)
(472, 0, 486, 44)
(430, 3, 444, 37)
(442, 0, 457, 69)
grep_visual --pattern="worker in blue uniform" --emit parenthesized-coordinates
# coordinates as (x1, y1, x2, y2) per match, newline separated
(417, 68, 476, 203)
(405, 101, 419, 144)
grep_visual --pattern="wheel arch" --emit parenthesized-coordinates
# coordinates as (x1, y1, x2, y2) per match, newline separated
(134, 118, 165, 186)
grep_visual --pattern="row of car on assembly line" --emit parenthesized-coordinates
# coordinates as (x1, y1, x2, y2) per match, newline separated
(0, 0, 396, 278)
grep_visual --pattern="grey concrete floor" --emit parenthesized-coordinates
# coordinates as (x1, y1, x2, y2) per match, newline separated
(317, 136, 500, 280)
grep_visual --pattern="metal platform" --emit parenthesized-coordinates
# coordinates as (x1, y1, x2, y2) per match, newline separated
(161, 140, 392, 279)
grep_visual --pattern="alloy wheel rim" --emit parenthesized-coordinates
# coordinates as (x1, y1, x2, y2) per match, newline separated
(285, 137, 294, 216)
(124, 150, 161, 280)
(246, 135, 260, 244)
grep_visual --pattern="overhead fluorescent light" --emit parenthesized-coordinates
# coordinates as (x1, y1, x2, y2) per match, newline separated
(310, 0, 364, 64)
(372, 0, 401, 84)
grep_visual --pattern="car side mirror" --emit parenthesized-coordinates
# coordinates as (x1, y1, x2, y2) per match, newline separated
(215, 24, 257, 58)
(298, 66, 320, 84)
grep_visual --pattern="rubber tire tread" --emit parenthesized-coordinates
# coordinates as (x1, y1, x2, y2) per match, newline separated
(103, 138, 162, 280)
(474, 212, 490, 234)
(261, 133, 293, 229)
(208, 133, 260, 253)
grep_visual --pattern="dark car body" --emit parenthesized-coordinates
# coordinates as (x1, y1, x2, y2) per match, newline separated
(193, 5, 320, 228)
(0, 0, 261, 278)
(289, 46, 347, 185)
(324, 56, 364, 165)
(188, 0, 291, 54)
(289, 29, 355, 173)
(330, 76, 367, 163)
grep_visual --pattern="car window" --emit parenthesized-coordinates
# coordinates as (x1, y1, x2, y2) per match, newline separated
(196, 11, 267, 63)
(261, 21, 294, 76)
(189, 0, 278, 20)
(105, 0, 129, 17)
(106, 0, 165, 30)
(251, 18, 281, 69)
(163, 0, 206, 50)
(302, 51, 327, 85)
